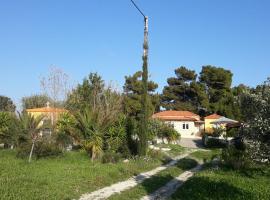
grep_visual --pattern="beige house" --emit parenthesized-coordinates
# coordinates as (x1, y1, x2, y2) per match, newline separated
(152, 111, 204, 138)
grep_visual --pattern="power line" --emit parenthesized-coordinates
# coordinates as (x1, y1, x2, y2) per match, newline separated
(130, 0, 146, 18)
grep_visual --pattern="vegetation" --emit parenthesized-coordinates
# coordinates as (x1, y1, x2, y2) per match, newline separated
(0, 95, 16, 112)
(161, 66, 241, 119)
(170, 164, 270, 200)
(17, 112, 45, 162)
(239, 78, 270, 163)
(0, 150, 165, 200)
(0, 112, 18, 148)
(21, 94, 52, 110)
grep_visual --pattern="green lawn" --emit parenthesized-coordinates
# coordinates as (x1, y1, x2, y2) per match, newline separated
(170, 162, 270, 200)
(155, 143, 185, 157)
(0, 150, 165, 200)
(190, 149, 221, 162)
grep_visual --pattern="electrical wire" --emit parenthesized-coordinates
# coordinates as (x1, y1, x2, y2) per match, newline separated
(130, 0, 146, 18)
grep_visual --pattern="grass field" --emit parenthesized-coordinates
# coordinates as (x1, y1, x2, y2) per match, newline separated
(170, 160, 270, 200)
(0, 150, 165, 200)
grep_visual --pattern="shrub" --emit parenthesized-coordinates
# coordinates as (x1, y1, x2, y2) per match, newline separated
(16, 142, 32, 158)
(102, 151, 122, 163)
(221, 144, 250, 169)
(35, 141, 63, 159)
(148, 119, 180, 144)
(16, 140, 62, 159)
(203, 135, 227, 148)
(106, 114, 127, 153)
(0, 112, 18, 148)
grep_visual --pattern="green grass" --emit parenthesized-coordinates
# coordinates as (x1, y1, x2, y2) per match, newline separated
(155, 144, 185, 157)
(190, 149, 221, 162)
(0, 150, 165, 200)
(108, 158, 198, 200)
(170, 164, 270, 200)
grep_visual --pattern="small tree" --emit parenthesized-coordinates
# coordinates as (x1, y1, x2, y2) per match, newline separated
(240, 77, 270, 163)
(18, 112, 44, 162)
(0, 112, 18, 148)
(0, 96, 16, 112)
(73, 108, 104, 161)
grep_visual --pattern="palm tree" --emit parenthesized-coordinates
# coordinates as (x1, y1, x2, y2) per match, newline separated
(73, 108, 105, 161)
(18, 112, 44, 162)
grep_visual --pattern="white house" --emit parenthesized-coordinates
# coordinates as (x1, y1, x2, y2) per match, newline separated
(152, 111, 204, 138)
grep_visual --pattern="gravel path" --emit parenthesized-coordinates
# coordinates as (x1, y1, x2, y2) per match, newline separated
(79, 150, 196, 200)
(179, 138, 203, 148)
(140, 164, 202, 200)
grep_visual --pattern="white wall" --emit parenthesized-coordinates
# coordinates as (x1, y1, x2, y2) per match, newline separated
(165, 121, 200, 138)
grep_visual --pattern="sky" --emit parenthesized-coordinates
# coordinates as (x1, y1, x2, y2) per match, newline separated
(1, 0, 270, 108)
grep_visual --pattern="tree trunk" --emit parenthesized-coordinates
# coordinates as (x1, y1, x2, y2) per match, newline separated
(28, 141, 35, 163)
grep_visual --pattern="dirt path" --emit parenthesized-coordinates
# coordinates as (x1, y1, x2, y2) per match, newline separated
(79, 150, 196, 200)
(140, 164, 202, 200)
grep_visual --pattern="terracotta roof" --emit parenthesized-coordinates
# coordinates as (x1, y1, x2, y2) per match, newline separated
(204, 113, 222, 119)
(152, 111, 200, 121)
(26, 107, 67, 113)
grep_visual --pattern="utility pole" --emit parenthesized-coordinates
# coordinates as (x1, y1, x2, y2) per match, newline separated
(130, 0, 149, 156)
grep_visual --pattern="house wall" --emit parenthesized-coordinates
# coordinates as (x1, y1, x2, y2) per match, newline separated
(165, 121, 200, 138)
(204, 119, 216, 133)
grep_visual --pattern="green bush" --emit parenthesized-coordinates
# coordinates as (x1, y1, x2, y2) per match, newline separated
(148, 119, 180, 144)
(16, 140, 63, 159)
(203, 135, 227, 148)
(221, 145, 250, 169)
(16, 142, 32, 158)
(102, 151, 122, 163)
(35, 141, 63, 159)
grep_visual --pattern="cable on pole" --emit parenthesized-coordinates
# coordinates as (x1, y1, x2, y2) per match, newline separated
(130, 0, 146, 18)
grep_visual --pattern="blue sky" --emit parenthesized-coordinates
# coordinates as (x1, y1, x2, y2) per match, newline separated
(1, 0, 270, 107)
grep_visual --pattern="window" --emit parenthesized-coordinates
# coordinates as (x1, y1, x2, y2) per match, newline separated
(182, 123, 189, 130)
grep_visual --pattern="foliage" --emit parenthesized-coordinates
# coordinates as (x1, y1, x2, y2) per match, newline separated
(123, 71, 159, 118)
(0, 95, 16, 112)
(221, 144, 249, 170)
(0, 112, 18, 147)
(202, 135, 227, 148)
(240, 77, 270, 163)
(21, 94, 52, 110)
(73, 108, 104, 161)
(148, 119, 180, 144)
(162, 66, 208, 112)
(161, 65, 242, 119)
(17, 112, 45, 162)
(66, 73, 124, 160)
(66, 72, 105, 111)
(55, 112, 77, 148)
(105, 114, 127, 153)
(17, 139, 62, 159)
(34, 140, 63, 159)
